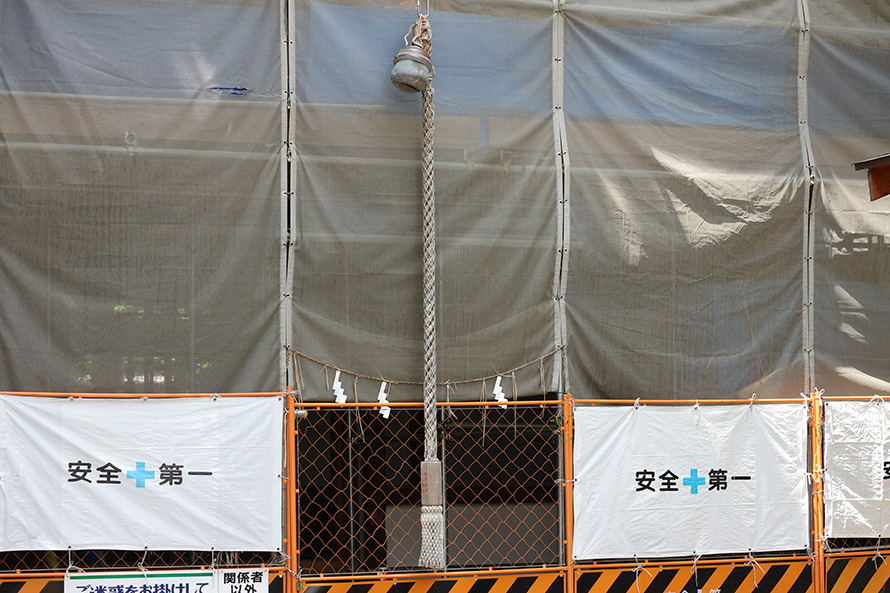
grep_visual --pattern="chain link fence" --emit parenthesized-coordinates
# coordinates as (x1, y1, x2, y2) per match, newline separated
(295, 402, 564, 574)
(0, 550, 283, 573)
(0, 397, 562, 575)
(13, 396, 873, 576)
(825, 538, 890, 554)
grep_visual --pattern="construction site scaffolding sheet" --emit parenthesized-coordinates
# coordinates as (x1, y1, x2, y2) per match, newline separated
(573, 403, 809, 560)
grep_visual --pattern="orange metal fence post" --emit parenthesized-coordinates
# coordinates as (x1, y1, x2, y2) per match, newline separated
(563, 394, 576, 593)
(286, 389, 299, 593)
(809, 392, 826, 593)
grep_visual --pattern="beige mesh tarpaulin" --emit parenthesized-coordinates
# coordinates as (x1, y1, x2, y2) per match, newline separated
(808, 0, 890, 396)
(563, 1, 807, 398)
(0, 0, 283, 392)
(288, 0, 560, 402)
(1, 0, 889, 399)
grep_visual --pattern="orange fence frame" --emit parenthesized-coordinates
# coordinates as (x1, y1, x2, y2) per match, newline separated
(563, 395, 576, 593)
(286, 387, 298, 593)
(810, 394, 826, 593)
(1, 389, 887, 593)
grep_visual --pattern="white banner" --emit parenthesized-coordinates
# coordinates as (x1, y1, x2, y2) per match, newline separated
(0, 394, 283, 551)
(573, 404, 809, 559)
(824, 400, 890, 538)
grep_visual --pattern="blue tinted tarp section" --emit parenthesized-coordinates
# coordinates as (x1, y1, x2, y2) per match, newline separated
(298, 4, 552, 116)
(565, 22, 798, 129)
(301, 4, 796, 129)
(0, 0, 279, 100)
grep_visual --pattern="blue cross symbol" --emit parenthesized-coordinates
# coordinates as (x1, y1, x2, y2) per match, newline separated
(684, 468, 706, 494)
(127, 462, 155, 488)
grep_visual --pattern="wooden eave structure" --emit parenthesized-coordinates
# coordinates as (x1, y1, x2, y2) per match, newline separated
(853, 152, 890, 201)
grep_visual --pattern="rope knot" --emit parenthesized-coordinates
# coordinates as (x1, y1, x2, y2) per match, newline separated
(411, 14, 433, 56)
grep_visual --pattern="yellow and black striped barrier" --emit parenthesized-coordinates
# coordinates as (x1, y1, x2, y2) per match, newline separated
(0, 565, 830, 593)
(577, 562, 812, 593)
(300, 573, 563, 593)
(826, 556, 890, 593)
(0, 580, 62, 593)
(0, 572, 283, 593)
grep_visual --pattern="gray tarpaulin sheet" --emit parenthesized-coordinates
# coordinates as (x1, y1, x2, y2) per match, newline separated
(0, 0, 281, 392)
(1, 0, 889, 399)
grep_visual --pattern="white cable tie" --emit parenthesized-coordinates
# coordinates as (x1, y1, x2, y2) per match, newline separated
(806, 467, 825, 485)
(138, 547, 148, 577)
(65, 547, 85, 576)
(749, 393, 757, 406)
(874, 538, 886, 568)
(871, 394, 885, 405)
(806, 389, 825, 406)
(745, 550, 763, 587)
(633, 556, 653, 593)
(633, 398, 641, 409)
(210, 392, 220, 400)
(693, 400, 700, 409)
(446, 383, 457, 418)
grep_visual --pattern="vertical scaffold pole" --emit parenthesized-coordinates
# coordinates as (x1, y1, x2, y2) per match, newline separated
(285, 389, 298, 593)
(809, 392, 826, 593)
(563, 395, 576, 593)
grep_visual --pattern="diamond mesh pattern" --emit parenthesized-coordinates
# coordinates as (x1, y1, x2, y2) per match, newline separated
(0, 550, 281, 573)
(296, 404, 562, 574)
(825, 538, 890, 554)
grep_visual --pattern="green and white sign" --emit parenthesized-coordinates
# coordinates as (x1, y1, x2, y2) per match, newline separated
(65, 571, 215, 593)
